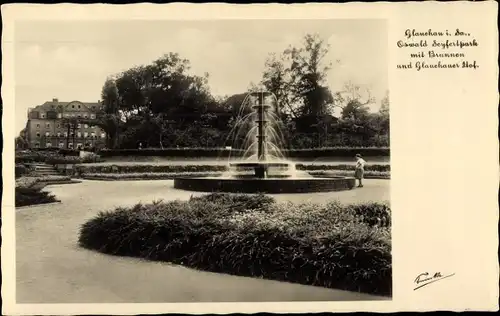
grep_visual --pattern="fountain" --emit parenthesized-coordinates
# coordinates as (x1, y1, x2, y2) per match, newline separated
(174, 91, 355, 193)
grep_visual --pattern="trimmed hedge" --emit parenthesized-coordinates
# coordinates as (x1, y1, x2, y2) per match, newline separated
(16, 187, 59, 207)
(75, 164, 227, 174)
(16, 175, 73, 189)
(74, 163, 390, 175)
(79, 194, 391, 296)
(309, 170, 391, 179)
(82, 172, 223, 180)
(59, 149, 82, 156)
(296, 164, 390, 172)
(98, 147, 390, 158)
(16, 150, 103, 165)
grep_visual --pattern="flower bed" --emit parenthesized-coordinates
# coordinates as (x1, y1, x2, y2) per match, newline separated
(16, 149, 103, 165)
(79, 193, 391, 296)
(82, 172, 223, 180)
(98, 147, 390, 158)
(309, 170, 391, 179)
(74, 163, 390, 175)
(296, 164, 390, 172)
(16, 175, 74, 189)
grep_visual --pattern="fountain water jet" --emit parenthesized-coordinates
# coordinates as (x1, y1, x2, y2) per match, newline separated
(174, 91, 356, 193)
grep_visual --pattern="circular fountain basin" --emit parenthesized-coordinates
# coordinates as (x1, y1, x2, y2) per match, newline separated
(173, 176, 356, 194)
(229, 162, 290, 168)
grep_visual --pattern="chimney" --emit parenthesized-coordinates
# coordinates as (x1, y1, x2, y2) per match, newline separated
(53, 98, 58, 103)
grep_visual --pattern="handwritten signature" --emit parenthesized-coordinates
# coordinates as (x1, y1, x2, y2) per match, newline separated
(414, 272, 455, 290)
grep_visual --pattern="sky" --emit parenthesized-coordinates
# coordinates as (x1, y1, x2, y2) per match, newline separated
(14, 19, 387, 134)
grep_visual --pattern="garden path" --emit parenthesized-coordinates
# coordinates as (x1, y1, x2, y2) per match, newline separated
(16, 179, 390, 303)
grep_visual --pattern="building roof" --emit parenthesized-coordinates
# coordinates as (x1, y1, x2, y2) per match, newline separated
(30, 99, 102, 113)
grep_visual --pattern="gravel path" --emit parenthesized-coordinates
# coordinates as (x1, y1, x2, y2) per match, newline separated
(16, 179, 390, 303)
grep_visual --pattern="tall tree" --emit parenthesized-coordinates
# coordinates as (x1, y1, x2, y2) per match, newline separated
(284, 33, 334, 118)
(100, 78, 121, 148)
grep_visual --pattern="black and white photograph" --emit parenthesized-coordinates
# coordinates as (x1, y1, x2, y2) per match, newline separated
(13, 18, 391, 303)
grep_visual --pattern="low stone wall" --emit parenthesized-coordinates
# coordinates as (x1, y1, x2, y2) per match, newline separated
(173, 176, 356, 194)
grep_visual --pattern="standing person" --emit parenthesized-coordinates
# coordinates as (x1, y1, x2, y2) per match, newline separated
(354, 153, 366, 187)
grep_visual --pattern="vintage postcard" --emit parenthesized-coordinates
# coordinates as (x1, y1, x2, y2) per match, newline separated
(1, 2, 498, 314)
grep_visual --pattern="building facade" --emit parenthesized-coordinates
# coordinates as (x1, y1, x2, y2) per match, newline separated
(25, 98, 107, 149)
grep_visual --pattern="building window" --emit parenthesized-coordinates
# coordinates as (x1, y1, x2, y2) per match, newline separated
(90, 114, 96, 119)
(57, 113, 62, 118)
(46, 142, 52, 148)
(77, 123, 81, 128)
(58, 142, 65, 148)
(36, 132, 40, 137)
(45, 132, 50, 137)
(84, 115, 88, 119)
(77, 132, 82, 138)
(57, 124, 61, 128)
(91, 132, 96, 138)
(41, 113, 46, 118)
(57, 132, 61, 137)
(77, 114, 81, 118)
(36, 123, 40, 128)
(84, 124, 88, 129)
(77, 143, 83, 149)
(35, 143, 40, 148)
(46, 123, 50, 128)
(68, 143, 73, 149)
(71, 105, 75, 109)
(101, 132, 106, 138)
(78, 105, 81, 109)
(84, 132, 88, 138)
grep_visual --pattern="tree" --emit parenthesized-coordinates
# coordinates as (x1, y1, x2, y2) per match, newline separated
(15, 129, 28, 149)
(260, 33, 336, 133)
(284, 33, 334, 118)
(261, 53, 295, 119)
(103, 52, 219, 148)
(99, 78, 121, 148)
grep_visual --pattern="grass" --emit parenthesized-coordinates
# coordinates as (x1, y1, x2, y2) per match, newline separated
(79, 193, 391, 296)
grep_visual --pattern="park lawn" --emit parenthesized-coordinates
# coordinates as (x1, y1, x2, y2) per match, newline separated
(79, 193, 392, 296)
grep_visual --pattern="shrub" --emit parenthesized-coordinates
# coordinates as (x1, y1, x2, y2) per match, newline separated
(309, 170, 391, 179)
(81, 153, 103, 163)
(297, 164, 390, 172)
(190, 193, 276, 212)
(98, 147, 390, 158)
(16, 177, 40, 189)
(45, 156, 83, 165)
(81, 172, 223, 180)
(16, 175, 73, 189)
(15, 187, 59, 207)
(58, 149, 81, 156)
(75, 164, 227, 175)
(344, 202, 391, 228)
(15, 164, 29, 178)
(74, 163, 390, 175)
(79, 195, 392, 296)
